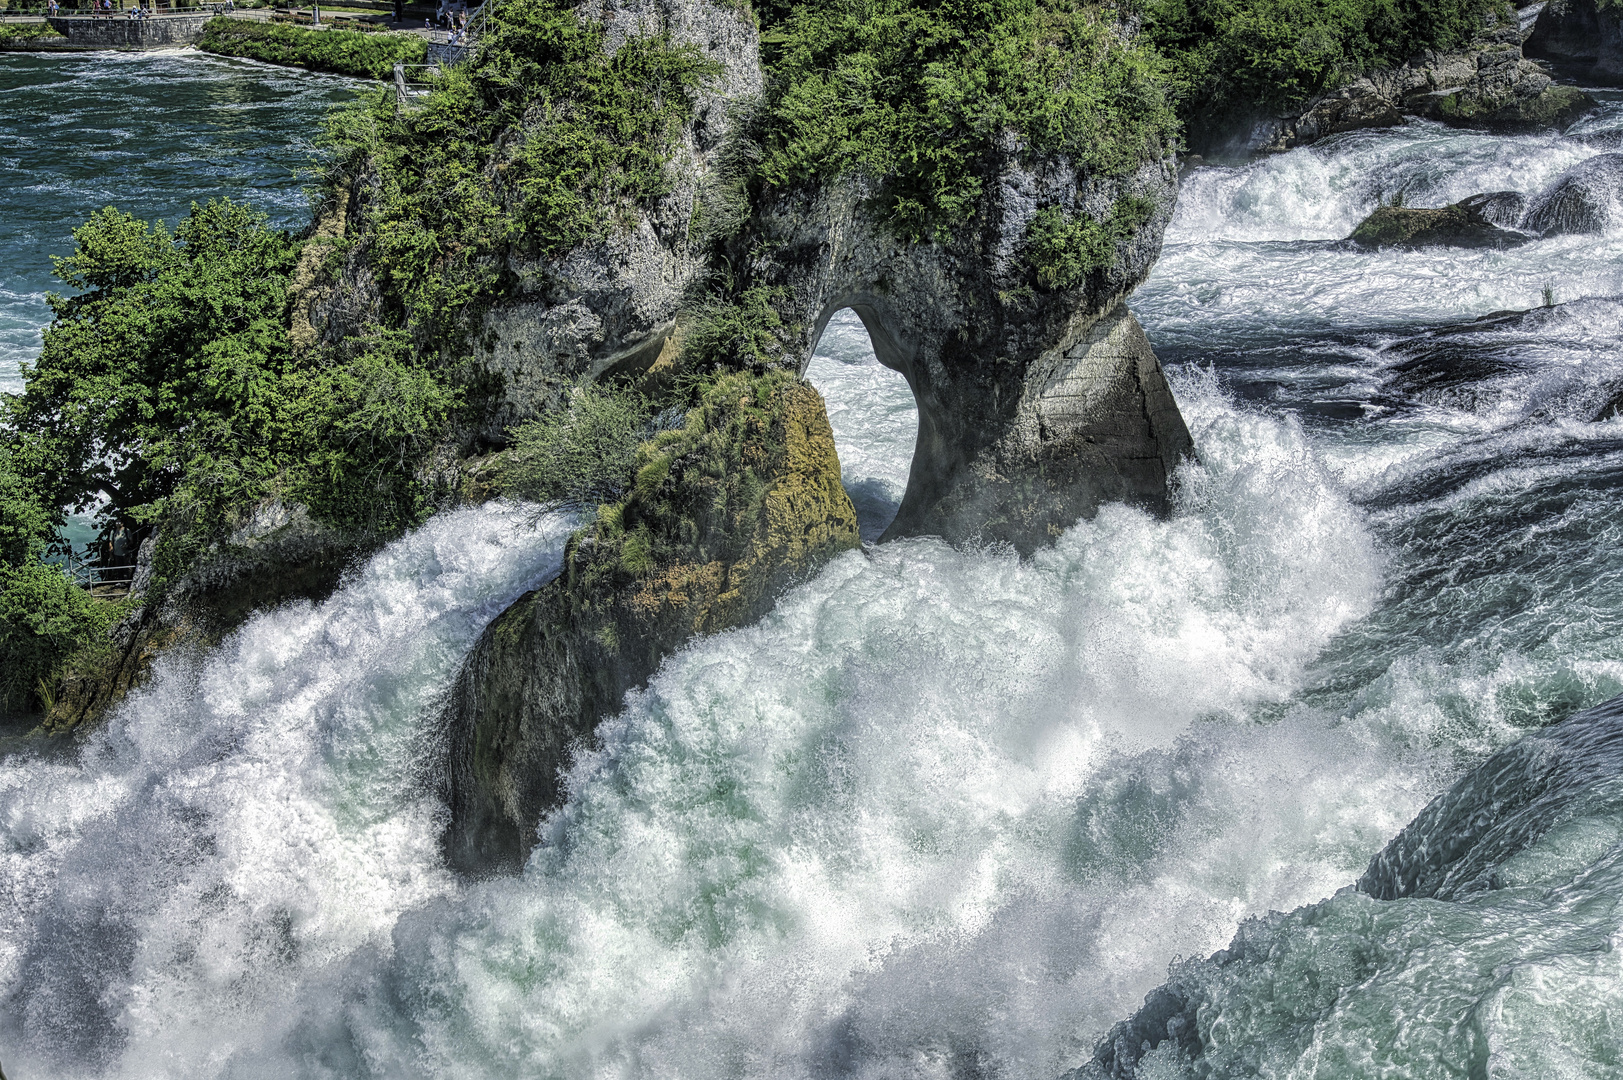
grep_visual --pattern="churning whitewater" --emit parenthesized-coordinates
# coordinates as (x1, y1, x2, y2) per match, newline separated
(9, 63, 1623, 1080)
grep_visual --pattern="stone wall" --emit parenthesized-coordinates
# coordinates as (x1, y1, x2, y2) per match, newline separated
(46, 13, 211, 48)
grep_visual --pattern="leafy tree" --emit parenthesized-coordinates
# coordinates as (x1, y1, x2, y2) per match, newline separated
(759, 0, 1177, 241)
(9, 200, 299, 537)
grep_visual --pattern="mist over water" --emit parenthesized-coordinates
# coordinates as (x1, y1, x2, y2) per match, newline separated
(5, 56, 1623, 1080)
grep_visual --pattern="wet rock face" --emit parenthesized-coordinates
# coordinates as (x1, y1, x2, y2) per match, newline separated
(1358, 693, 1623, 902)
(1522, 152, 1623, 234)
(763, 157, 1191, 552)
(1527, 0, 1623, 83)
(1072, 691, 1623, 1080)
(443, 377, 860, 871)
(1456, 189, 1529, 227)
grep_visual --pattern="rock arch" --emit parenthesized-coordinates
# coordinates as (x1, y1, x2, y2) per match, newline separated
(763, 161, 1194, 553)
(802, 307, 918, 542)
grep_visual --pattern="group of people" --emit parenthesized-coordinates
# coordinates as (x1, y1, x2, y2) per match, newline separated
(45, 0, 154, 16)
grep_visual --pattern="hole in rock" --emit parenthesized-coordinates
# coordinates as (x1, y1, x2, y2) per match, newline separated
(803, 308, 919, 543)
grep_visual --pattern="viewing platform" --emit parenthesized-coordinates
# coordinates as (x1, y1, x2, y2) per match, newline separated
(45, 10, 213, 48)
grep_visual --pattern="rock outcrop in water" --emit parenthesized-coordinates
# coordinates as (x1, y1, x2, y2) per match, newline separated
(424, 0, 1192, 868)
(1522, 152, 1623, 234)
(1345, 154, 1623, 251)
(1527, 0, 1623, 83)
(1347, 201, 1531, 249)
(1201, 26, 1593, 158)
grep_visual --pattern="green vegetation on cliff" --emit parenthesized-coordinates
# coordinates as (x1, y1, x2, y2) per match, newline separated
(758, 0, 1177, 239)
(0, 200, 458, 715)
(321, 0, 716, 347)
(198, 19, 427, 79)
(1143, 0, 1512, 132)
(0, 448, 113, 713)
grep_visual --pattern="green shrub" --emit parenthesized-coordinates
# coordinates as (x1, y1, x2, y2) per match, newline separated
(1144, 0, 1512, 137)
(0, 22, 63, 44)
(0, 561, 113, 714)
(499, 384, 653, 509)
(758, 0, 1177, 241)
(198, 18, 426, 79)
(5, 199, 458, 587)
(1024, 195, 1156, 290)
(319, 0, 718, 350)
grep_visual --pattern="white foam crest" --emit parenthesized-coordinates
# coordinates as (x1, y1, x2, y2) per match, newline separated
(299, 379, 1396, 1080)
(0, 503, 575, 1079)
(1172, 123, 1600, 244)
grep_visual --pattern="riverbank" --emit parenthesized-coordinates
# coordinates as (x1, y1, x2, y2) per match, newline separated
(197, 16, 424, 77)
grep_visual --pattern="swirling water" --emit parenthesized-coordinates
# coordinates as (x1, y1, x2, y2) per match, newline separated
(3, 55, 1623, 1080)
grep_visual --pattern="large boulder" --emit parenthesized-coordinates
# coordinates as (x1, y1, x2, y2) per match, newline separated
(1527, 0, 1623, 83)
(443, 372, 861, 871)
(1522, 152, 1623, 234)
(1347, 201, 1531, 249)
(435, 0, 1195, 870)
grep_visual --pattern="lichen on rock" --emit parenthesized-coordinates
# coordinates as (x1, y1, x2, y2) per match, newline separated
(443, 370, 859, 870)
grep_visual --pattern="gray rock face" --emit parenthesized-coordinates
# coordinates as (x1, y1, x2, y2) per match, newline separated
(464, 0, 763, 442)
(1527, 0, 1623, 83)
(1523, 152, 1623, 234)
(1207, 36, 1592, 157)
(760, 155, 1191, 551)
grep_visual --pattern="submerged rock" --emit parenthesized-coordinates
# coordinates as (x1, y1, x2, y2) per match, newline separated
(1456, 188, 1529, 227)
(1522, 151, 1623, 234)
(1347, 202, 1530, 249)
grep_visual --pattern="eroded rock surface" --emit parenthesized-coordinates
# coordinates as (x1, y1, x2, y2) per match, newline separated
(759, 156, 1190, 550)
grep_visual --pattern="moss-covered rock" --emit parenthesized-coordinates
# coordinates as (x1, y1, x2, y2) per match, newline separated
(442, 370, 858, 870)
(1348, 203, 1530, 250)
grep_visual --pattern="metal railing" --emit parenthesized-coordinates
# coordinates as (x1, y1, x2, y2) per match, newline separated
(423, 0, 481, 65)
(57, 552, 137, 595)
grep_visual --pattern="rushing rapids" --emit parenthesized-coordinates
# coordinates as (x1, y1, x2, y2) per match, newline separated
(6, 53, 1623, 1080)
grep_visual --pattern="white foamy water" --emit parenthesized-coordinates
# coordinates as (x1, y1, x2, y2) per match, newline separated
(8, 59, 1623, 1080)
(1145, 112, 1623, 336)
(805, 308, 919, 541)
(0, 503, 576, 1078)
(0, 379, 1416, 1079)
